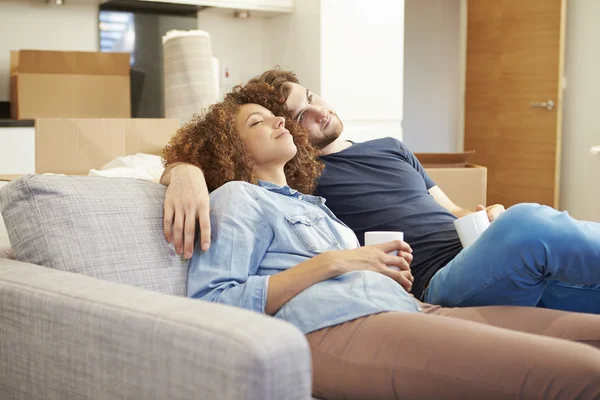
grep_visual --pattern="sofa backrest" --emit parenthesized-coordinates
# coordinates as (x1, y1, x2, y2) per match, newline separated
(0, 175, 189, 296)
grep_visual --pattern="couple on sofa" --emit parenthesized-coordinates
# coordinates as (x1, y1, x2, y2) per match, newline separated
(161, 69, 600, 399)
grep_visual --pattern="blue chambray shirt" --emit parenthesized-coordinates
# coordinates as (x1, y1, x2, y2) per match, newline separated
(187, 180, 422, 334)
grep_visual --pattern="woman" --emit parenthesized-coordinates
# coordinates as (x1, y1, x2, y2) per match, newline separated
(163, 83, 600, 400)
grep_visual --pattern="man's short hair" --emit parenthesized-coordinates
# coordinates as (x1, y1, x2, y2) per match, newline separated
(248, 67, 299, 101)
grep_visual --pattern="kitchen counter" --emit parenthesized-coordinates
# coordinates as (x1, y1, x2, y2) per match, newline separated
(0, 119, 34, 128)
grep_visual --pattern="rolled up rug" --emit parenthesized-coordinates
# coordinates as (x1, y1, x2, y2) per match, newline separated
(162, 29, 218, 124)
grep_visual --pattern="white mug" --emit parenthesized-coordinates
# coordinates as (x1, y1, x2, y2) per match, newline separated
(453, 210, 490, 248)
(364, 231, 404, 256)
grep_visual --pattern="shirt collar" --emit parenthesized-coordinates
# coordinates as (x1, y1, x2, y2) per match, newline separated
(257, 180, 325, 206)
(257, 180, 299, 197)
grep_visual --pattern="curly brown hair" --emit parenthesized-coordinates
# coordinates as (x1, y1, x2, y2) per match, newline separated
(162, 82, 324, 194)
(247, 67, 299, 102)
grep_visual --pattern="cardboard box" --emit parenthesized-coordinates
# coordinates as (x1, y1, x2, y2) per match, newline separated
(10, 50, 131, 120)
(0, 132, 488, 212)
(0, 118, 180, 182)
(415, 152, 487, 211)
(0, 175, 23, 182)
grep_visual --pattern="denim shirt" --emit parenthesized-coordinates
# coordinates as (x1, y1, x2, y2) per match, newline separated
(187, 180, 422, 334)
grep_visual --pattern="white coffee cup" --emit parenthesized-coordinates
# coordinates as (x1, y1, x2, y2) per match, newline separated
(364, 231, 404, 256)
(453, 210, 490, 248)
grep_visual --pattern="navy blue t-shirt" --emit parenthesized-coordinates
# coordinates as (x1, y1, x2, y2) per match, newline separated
(315, 138, 463, 299)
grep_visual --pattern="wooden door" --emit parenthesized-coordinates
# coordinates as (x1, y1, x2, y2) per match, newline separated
(464, 0, 565, 208)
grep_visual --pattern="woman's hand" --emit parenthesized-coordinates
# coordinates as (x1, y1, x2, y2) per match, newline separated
(325, 240, 414, 292)
(398, 270, 415, 292)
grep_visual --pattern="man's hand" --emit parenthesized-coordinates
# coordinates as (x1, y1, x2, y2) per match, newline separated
(163, 164, 211, 259)
(476, 204, 505, 222)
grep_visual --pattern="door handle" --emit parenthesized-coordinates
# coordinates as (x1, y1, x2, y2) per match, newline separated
(530, 100, 555, 111)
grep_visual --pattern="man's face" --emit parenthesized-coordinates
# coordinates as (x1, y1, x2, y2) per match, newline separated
(284, 82, 343, 149)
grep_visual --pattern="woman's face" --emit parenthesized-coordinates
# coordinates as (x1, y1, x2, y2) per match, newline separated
(235, 103, 298, 168)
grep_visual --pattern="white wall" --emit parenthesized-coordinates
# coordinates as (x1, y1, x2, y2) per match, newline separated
(197, 2, 322, 98)
(320, 0, 404, 142)
(197, 9, 271, 98)
(559, 0, 600, 221)
(0, 0, 99, 102)
(196, 1, 405, 144)
(402, 0, 461, 152)
(268, 0, 321, 94)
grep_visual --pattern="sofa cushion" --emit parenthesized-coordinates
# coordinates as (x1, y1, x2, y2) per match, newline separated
(0, 175, 188, 296)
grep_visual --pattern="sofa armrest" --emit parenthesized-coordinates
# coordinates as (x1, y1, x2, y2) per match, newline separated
(0, 259, 312, 400)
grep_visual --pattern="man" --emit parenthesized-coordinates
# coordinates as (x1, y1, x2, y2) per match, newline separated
(161, 68, 600, 313)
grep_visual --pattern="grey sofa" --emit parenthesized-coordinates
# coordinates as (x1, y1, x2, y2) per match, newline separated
(0, 175, 315, 400)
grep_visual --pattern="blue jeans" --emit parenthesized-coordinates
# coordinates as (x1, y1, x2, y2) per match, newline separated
(423, 203, 600, 314)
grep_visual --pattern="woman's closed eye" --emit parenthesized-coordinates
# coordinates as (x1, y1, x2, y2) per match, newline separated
(251, 120, 263, 127)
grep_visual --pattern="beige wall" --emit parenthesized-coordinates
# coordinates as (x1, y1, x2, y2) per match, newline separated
(0, 0, 99, 102)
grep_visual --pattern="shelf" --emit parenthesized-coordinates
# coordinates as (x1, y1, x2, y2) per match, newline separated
(135, 0, 293, 13)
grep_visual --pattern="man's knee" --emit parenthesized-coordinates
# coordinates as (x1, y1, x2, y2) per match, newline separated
(493, 203, 555, 246)
(497, 203, 559, 231)
(501, 203, 545, 221)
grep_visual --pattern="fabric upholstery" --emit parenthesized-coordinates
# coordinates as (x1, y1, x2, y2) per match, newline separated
(0, 175, 188, 296)
(0, 259, 312, 400)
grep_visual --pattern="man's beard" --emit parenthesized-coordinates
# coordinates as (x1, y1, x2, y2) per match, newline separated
(310, 114, 343, 149)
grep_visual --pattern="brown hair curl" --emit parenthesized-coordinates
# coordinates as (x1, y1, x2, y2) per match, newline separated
(162, 82, 324, 194)
(248, 67, 299, 101)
